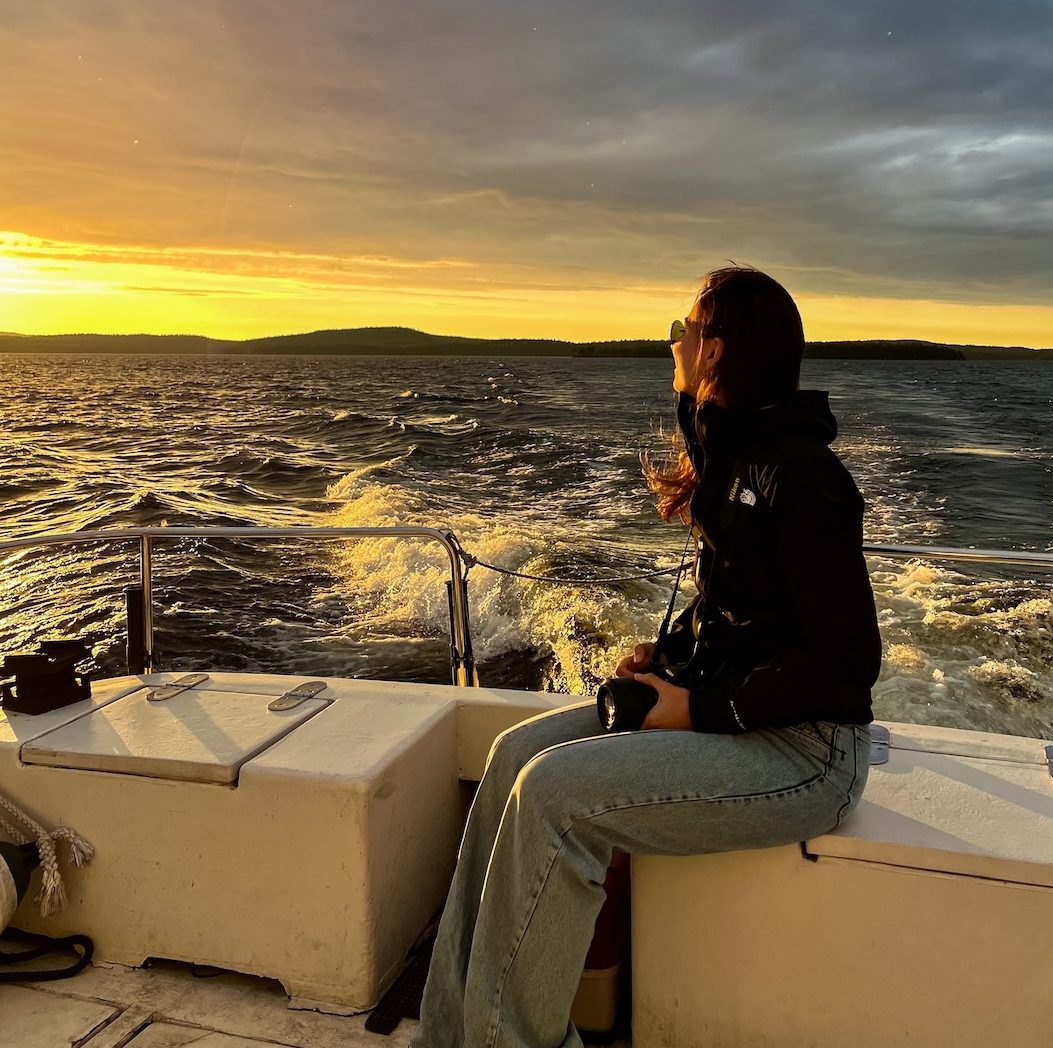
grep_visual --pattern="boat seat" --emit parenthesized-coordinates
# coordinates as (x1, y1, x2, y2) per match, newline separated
(631, 720, 1053, 1048)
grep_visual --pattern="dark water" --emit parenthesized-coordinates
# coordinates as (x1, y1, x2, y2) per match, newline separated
(1, 353, 1050, 739)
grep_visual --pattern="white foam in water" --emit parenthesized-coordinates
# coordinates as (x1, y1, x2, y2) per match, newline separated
(869, 557, 1051, 738)
(318, 474, 1051, 739)
(325, 448, 418, 497)
(321, 475, 673, 693)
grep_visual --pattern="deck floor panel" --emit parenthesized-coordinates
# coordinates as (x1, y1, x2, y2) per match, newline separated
(0, 984, 119, 1048)
(17, 962, 417, 1048)
(124, 1021, 282, 1047)
(3, 961, 626, 1047)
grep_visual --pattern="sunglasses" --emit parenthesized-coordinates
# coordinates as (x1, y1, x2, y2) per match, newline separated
(669, 319, 687, 343)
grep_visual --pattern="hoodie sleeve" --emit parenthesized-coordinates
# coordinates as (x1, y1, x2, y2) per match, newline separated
(687, 454, 882, 733)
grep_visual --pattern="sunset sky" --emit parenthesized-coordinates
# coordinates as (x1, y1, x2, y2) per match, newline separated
(1, 1, 1050, 346)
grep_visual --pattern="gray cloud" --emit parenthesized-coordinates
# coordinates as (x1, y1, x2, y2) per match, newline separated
(1, 0, 1050, 307)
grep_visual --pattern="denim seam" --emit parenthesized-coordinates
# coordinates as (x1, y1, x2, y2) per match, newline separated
(584, 770, 828, 816)
(791, 722, 846, 760)
(482, 833, 565, 1048)
(780, 730, 835, 767)
(535, 732, 833, 807)
(834, 734, 862, 826)
(784, 724, 831, 745)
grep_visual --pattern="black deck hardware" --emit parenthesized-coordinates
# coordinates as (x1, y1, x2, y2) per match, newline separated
(0, 639, 92, 716)
(125, 584, 146, 674)
(364, 934, 435, 1035)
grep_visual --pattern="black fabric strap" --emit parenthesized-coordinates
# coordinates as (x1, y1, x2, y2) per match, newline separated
(652, 529, 694, 655)
(0, 927, 94, 982)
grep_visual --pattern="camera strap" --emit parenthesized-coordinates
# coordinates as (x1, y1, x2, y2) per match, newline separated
(654, 456, 748, 661)
(653, 529, 694, 654)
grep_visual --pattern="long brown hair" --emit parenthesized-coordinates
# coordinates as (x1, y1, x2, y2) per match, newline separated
(642, 266, 805, 522)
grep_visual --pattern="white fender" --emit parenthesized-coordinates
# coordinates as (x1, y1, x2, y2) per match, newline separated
(0, 841, 35, 932)
(1, 852, 18, 931)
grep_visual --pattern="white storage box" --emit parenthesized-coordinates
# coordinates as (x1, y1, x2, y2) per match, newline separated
(3, 673, 464, 1010)
(1, 672, 568, 1011)
(632, 721, 1053, 1048)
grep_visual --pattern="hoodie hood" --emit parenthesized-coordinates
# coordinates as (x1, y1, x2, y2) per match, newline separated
(677, 390, 838, 467)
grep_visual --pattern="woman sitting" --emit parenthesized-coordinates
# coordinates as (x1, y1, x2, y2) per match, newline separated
(411, 265, 882, 1048)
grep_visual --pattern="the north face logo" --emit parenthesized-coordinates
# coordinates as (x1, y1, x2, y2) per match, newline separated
(738, 488, 757, 506)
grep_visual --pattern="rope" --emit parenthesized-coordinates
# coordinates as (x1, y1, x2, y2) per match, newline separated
(0, 793, 93, 918)
(455, 547, 690, 587)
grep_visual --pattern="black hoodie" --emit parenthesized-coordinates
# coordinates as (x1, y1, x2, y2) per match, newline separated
(658, 390, 882, 733)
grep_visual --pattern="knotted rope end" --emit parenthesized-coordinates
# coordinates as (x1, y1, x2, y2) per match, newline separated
(35, 866, 68, 919)
(2, 791, 95, 917)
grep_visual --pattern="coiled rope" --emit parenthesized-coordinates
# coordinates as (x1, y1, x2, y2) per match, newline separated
(0, 793, 93, 918)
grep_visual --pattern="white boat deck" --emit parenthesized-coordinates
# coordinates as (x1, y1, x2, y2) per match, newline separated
(3, 672, 1052, 1047)
(1, 949, 631, 1048)
(2, 954, 419, 1048)
(1, 673, 625, 1047)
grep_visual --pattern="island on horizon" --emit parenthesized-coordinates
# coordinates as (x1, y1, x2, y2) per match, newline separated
(0, 327, 1050, 361)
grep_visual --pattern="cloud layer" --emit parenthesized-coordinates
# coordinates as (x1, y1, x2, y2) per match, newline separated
(1, 0, 1050, 332)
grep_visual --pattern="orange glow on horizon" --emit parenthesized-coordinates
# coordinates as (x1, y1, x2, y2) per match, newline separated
(1, 230, 1050, 349)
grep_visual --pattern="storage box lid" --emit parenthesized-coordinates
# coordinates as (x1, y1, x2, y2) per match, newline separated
(20, 678, 328, 785)
(810, 721, 1053, 889)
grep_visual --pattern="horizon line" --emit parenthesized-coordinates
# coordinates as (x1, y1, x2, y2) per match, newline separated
(2, 327, 1049, 353)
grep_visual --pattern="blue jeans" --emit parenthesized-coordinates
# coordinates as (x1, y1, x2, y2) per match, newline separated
(410, 701, 870, 1048)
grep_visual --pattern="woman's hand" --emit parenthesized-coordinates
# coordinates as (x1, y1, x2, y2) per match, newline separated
(614, 642, 655, 678)
(634, 673, 693, 730)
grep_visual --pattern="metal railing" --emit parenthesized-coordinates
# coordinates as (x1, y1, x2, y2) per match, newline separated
(0, 526, 477, 686)
(861, 543, 1053, 570)
(0, 527, 1050, 686)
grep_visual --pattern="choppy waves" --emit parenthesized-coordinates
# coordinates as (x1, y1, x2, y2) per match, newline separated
(871, 561, 1052, 739)
(0, 352, 1050, 739)
(320, 473, 676, 694)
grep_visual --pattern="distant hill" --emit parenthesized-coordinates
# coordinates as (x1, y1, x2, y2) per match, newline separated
(808, 339, 1051, 361)
(0, 328, 1050, 360)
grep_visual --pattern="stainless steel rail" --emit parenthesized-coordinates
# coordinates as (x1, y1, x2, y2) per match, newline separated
(0, 526, 477, 686)
(1, 527, 1050, 685)
(862, 543, 1053, 570)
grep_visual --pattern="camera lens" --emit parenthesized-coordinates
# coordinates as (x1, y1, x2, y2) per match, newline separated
(596, 677, 659, 732)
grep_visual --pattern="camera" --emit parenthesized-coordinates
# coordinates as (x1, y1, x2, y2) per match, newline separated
(596, 663, 680, 733)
